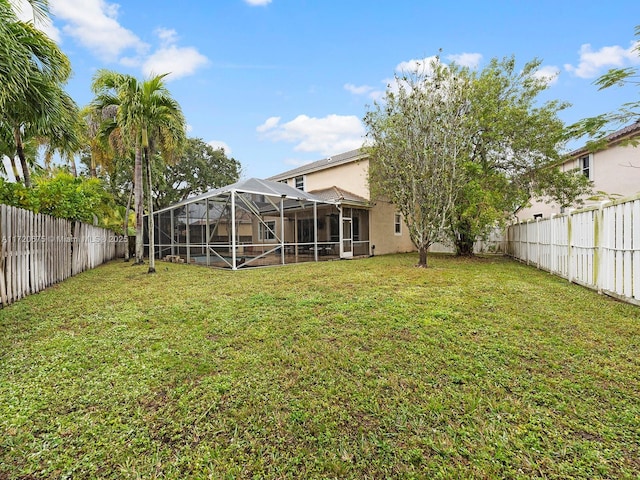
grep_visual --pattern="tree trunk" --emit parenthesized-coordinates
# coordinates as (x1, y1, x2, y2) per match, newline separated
(9, 156, 22, 183)
(134, 145, 145, 264)
(90, 152, 97, 178)
(14, 128, 31, 188)
(417, 245, 428, 267)
(455, 228, 476, 257)
(69, 156, 78, 177)
(145, 149, 156, 274)
(123, 184, 133, 262)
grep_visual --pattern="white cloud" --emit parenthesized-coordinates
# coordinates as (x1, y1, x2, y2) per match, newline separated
(533, 65, 560, 86)
(446, 52, 483, 69)
(141, 28, 208, 80)
(256, 116, 281, 133)
(143, 45, 209, 80)
(49, 0, 147, 61)
(564, 41, 640, 79)
(395, 53, 482, 74)
(344, 83, 384, 100)
(344, 83, 374, 95)
(395, 56, 440, 74)
(257, 114, 365, 155)
(156, 27, 178, 46)
(12, 0, 61, 42)
(46, 1, 208, 80)
(244, 0, 272, 5)
(351, 52, 483, 103)
(208, 140, 232, 155)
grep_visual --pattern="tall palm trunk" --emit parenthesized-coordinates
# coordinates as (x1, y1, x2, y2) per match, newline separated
(13, 127, 31, 187)
(89, 151, 97, 177)
(145, 148, 156, 273)
(123, 183, 133, 262)
(69, 156, 77, 177)
(134, 145, 145, 264)
(8, 156, 22, 183)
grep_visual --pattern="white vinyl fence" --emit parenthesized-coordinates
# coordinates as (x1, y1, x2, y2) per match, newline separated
(507, 193, 640, 306)
(0, 204, 127, 307)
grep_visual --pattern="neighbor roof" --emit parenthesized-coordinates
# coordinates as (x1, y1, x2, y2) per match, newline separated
(267, 148, 367, 181)
(568, 120, 640, 157)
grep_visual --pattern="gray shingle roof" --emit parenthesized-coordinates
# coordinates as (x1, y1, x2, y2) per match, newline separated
(267, 148, 367, 181)
(569, 120, 640, 157)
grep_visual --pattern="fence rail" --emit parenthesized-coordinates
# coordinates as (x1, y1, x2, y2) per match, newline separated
(0, 204, 126, 307)
(507, 193, 640, 306)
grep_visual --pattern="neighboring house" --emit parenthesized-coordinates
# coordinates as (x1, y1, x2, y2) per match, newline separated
(267, 149, 416, 256)
(518, 121, 640, 220)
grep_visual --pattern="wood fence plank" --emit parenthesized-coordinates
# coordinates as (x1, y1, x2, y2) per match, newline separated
(633, 200, 640, 301)
(0, 205, 7, 306)
(623, 201, 632, 298)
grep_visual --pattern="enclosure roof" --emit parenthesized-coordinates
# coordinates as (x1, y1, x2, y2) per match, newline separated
(310, 186, 370, 205)
(155, 177, 335, 214)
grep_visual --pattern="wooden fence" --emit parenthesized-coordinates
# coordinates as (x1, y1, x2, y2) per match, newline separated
(506, 193, 640, 306)
(0, 204, 126, 307)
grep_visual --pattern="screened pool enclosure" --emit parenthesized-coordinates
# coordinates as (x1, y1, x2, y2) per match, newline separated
(144, 178, 370, 269)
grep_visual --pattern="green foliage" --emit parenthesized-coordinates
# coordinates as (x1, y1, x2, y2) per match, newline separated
(0, 171, 114, 224)
(365, 55, 592, 259)
(533, 166, 593, 209)
(90, 69, 187, 265)
(153, 137, 241, 210)
(450, 56, 592, 254)
(365, 58, 473, 265)
(0, 0, 81, 189)
(568, 25, 640, 140)
(1, 254, 639, 478)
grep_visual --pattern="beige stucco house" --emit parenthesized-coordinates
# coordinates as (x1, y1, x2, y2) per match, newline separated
(267, 149, 416, 256)
(518, 121, 640, 220)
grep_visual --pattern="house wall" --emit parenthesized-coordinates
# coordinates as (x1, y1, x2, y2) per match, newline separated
(369, 201, 416, 255)
(282, 160, 370, 199)
(278, 156, 417, 256)
(518, 141, 640, 220)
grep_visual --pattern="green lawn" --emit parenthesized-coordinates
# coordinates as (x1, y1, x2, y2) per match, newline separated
(1, 254, 639, 479)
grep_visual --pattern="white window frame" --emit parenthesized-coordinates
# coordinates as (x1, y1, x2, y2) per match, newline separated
(294, 175, 305, 191)
(259, 220, 276, 241)
(394, 212, 402, 236)
(579, 154, 593, 180)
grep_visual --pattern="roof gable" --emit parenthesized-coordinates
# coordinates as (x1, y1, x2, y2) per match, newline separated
(267, 148, 367, 181)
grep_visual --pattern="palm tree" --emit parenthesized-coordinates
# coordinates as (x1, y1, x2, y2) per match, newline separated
(1, 0, 76, 187)
(91, 70, 185, 272)
(0, 0, 52, 110)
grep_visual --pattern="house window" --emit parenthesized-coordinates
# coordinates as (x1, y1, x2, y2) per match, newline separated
(295, 175, 305, 191)
(259, 220, 276, 241)
(394, 213, 402, 235)
(580, 154, 592, 180)
(533, 213, 543, 220)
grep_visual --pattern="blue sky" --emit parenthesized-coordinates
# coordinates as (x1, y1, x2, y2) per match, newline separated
(13, 0, 640, 179)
